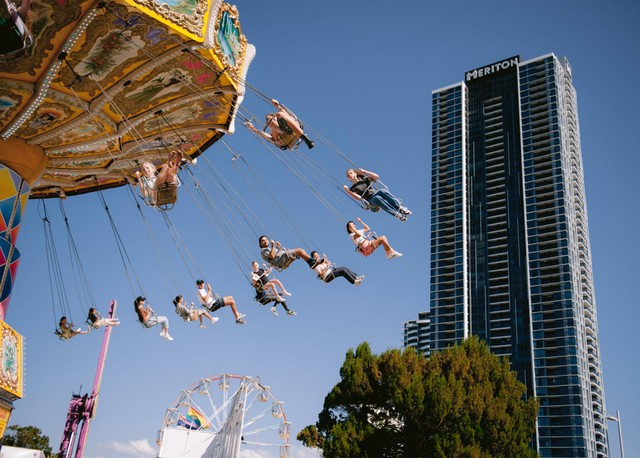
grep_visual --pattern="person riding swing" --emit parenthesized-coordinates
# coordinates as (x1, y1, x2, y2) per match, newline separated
(87, 307, 120, 330)
(56, 316, 89, 340)
(245, 99, 315, 150)
(343, 168, 412, 221)
(134, 296, 173, 341)
(258, 235, 320, 272)
(173, 295, 219, 329)
(134, 151, 182, 209)
(250, 261, 296, 316)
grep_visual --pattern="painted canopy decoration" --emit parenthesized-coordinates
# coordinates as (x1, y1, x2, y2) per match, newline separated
(0, 0, 254, 198)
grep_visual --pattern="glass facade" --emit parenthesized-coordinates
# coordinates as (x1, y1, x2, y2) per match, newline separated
(430, 84, 467, 351)
(403, 311, 431, 356)
(430, 54, 608, 457)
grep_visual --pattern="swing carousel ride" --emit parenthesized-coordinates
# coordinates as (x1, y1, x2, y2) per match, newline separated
(0, 0, 257, 450)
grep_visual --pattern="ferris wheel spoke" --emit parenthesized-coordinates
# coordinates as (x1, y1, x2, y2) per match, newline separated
(242, 409, 268, 429)
(242, 440, 285, 447)
(242, 423, 280, 436)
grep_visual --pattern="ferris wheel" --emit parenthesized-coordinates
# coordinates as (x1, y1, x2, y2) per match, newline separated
(157, 373, 292, 458)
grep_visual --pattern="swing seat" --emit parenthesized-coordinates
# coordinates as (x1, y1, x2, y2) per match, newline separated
(85, 318, 99, 330)
(147, 183, 178, 210)
(277, 134, 302, 151)
(176, 308, 191, 322)
(54, 328, 69, 340)
(355, 232, 378, 253)
(361, 200, 380, 212)
(138, 311, 159, 328)
(275, 116, 304, 150)
(54, 328, 75, 340)
(0, 0, 32, 61)
(254, 289, 279, 306)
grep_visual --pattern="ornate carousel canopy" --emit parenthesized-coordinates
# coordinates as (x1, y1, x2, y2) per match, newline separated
(0, 0, 254, 198)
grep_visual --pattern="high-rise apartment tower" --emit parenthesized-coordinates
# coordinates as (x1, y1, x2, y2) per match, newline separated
(430, 54, 608, 457)
(403, 311, 431, 357)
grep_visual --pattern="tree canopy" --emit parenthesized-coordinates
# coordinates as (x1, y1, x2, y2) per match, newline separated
(298, 336, 539, 457)
(2, 424, 53, 455)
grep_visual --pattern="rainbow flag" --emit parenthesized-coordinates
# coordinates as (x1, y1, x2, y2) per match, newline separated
(177, 415, 199, 430)
(186, 406, 209, 429)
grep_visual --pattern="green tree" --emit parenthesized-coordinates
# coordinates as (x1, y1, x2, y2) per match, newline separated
(2, 424, 53, 455)
(298, 337, 539, 457)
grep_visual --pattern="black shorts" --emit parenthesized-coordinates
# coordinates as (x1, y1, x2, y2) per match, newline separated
(207, 297, 225, 312)
(277, 117, 294, 135)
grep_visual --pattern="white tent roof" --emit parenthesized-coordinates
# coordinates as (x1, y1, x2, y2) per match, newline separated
(0, 445, 46, 458)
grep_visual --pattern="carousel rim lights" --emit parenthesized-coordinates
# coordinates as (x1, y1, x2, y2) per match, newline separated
(47, 136, 113, 155)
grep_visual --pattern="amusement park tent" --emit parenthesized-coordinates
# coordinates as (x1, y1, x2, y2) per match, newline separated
(0, 446, 46, 458)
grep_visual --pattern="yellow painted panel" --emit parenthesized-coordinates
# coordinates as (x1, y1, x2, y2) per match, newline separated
(0, 321, 23, 399)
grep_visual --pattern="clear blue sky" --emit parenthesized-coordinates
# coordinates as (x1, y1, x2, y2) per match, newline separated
(6, 1, 639, 457)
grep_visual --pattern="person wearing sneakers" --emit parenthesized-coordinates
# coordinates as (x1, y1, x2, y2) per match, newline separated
(254, 287, 297, 317)
(173, 295, 219, 329)
(196, 279, 246, 324)
(87, 307, 120, 329)
(134, 296, 173, 341)
(343, 168, 411, 221)
(245, 99, 314, 150)
(259, 235, 319, 272)
(57, 316, 89, 340)
(310, 251, 364, 286)
(346, 218, 402, 260)
(250, 261, 291, 302)
(134, 150, 182, 204)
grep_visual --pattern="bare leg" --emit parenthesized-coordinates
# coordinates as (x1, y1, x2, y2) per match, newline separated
(372, 236, 393, 254)
(154, 151, 182, 187)
(269, 279, 290, 296)
(201, 310, 215, 323)
(293, 248, 310, 261)
(276, 110, 305, 137)
(263, 283, 284, 302)
(223, 296, 241, 320)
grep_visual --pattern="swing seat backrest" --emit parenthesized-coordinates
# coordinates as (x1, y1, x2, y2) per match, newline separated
(85, 318, 99, 330)
(360, 200, 380, 212)
(316, 258, 337, 282)
(138, 311, 158, 328)
(354, 231, 378, 253)
(276, 118, 304, 150)
(358, 178, 386, 212)
(148, 183, 177, 211)
(278, 133, 302, 151)
(55, 328, 70, 340)
(254, 289, 277, 306)
(175, 306, 191, 322)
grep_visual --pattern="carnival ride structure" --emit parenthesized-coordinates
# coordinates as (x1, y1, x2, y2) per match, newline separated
(57, 300, 117, 458)
(0, 0, 257, 449)
(157, 373, 291, 458)
(0, 0, 254, 199)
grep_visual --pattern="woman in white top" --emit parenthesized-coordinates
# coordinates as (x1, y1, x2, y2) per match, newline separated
(135, 150, 182, 203)
(346, 218, 402, 260)
(251, 261, 291, 302)
(87, 308, 120, 329)
(173, 295, 218, 329)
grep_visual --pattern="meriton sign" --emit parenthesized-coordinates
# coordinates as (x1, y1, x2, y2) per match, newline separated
(466, 56, 520, 81)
